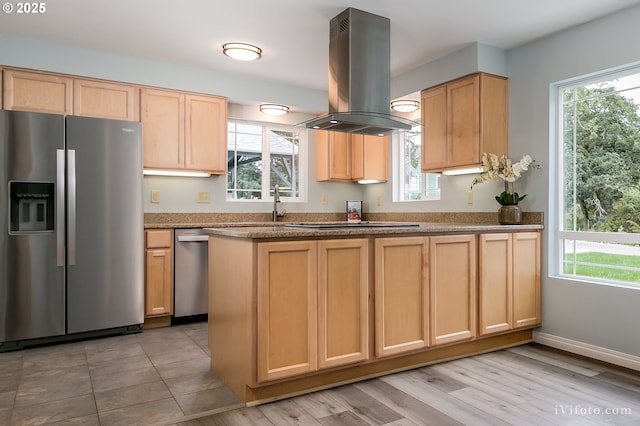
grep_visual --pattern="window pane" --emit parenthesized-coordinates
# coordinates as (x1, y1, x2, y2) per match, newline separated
(227, 122, 263, 200)
(397, 126, 440, 201)
(560, 74, 640, 233)
(563, 239, 640, 284)
(557, 66, 640, 287)
(269, 129, 299, 198)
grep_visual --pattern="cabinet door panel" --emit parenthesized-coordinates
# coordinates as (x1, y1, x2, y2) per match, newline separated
(185, 94, 227, 174)
(3, 69, 72, 114)
(330, 132, 352, 180)
(421, 86, 447, 171)
(318, 239, 369, 369)
(257, 241, 317, 382)
(74, 79, 139, 121)
(375, 237, 429, 357)
(145, 249, 173, 316)
(448, 75, 480, 167)
(361, 135, 388, 182)
(430, 235, 476, 345)
(479, 233, 513, 335)
(513, 232, 541, 328)
(141, 88, 185, 169)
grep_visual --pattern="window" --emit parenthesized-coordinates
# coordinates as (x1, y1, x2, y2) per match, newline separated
(227, 120, 306, 201)
(393, 125, 440, 201)
(555, 65, 640, 287)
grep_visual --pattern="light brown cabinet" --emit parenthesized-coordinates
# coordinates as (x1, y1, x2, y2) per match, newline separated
(256, 239, 369, 382)
(208, 230, 541, 405)
(316, 130, 388, 182)
(73, 79, 139, 121)
(317, 239, 370, 369)
(429, 234, 477, 345)
(144, 229, 173, 318)
(374, 237, 429, 357)
(478, 232, 541, 336)
(3, 68, 73, 114)
(421, 73, 508, 172)
(141, 88, 227, 174)
(3, 68, 139, 120)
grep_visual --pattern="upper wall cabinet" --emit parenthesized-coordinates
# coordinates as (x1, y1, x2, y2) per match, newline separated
(421, 73, 508, 173)
(3, 68, 140, 121)
(141, 88, 227, 174)
(73, 79, 139, 121)
(316, 130, 388, 183)
(3, 68, 73, 114)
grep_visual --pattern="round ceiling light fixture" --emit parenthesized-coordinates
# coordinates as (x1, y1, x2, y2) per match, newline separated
(222, 43, 262, 61)
(390, 99, 420, 113)
(259, 103, 289, 116)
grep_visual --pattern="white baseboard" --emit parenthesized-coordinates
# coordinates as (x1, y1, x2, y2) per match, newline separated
(533, 331, 640, 372)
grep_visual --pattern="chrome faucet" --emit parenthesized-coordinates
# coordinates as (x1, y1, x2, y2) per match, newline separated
(273, 185, 286, 222)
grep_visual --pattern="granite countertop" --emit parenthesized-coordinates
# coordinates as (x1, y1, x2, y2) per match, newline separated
(203, 221, 544, 239)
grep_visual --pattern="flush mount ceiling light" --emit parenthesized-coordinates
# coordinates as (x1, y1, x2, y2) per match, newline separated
(222, 43, 262, 61)
(390, 99, 420, 113)
(259, 103, 289, 116)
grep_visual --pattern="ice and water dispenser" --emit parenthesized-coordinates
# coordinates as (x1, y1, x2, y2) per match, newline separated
(9, 181, 55, 233)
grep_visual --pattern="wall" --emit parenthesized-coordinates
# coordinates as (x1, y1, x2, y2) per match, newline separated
(506, 4, 640, 360)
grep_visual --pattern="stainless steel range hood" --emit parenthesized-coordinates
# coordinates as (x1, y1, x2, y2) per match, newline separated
(305, 8, 413, 136)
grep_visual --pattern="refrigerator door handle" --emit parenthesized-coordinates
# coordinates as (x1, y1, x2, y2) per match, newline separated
(68, 149, 77, 266)
(56, 149, 65, 267)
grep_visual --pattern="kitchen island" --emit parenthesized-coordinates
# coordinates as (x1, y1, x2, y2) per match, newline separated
(205, 222, 542, 405)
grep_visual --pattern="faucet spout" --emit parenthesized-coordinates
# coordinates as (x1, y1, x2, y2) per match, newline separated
(273, 185, 285, 222)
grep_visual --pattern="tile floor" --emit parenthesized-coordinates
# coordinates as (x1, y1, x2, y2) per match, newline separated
(0, 321, 243, 425)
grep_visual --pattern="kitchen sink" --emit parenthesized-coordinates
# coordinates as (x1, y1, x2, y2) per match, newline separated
(284, 221, 420, 229)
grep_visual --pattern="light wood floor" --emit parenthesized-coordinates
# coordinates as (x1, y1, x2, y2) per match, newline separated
(176, 343, 640, 426)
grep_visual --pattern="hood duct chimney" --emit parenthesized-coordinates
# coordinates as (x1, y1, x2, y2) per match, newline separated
(304, 8, 414, 136)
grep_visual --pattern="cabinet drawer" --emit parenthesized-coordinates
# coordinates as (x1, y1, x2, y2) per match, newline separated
(146, 229, 172, 248)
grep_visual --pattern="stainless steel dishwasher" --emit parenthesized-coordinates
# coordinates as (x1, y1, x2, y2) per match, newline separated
(174, 228, 209, 318)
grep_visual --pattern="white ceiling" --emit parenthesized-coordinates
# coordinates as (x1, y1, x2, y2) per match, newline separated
(1, 0, 639, 94)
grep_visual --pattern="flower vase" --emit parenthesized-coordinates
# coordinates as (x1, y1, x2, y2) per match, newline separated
(498, 181, 522, 225)
(499, 205, 522, 225)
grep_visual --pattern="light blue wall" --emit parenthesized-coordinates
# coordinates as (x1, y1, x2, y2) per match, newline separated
(506, 4, 640, 356)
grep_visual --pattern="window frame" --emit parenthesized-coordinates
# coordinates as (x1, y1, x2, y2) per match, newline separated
(227, 119, 307, 202)
(551, 63, 640, 289)
(392, 125, 441, 202)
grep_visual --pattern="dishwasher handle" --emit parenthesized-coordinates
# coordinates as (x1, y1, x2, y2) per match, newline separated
(177, 235, 209, 242)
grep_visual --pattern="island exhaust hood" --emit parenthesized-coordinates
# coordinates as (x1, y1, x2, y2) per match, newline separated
(304, 8, 414, 136)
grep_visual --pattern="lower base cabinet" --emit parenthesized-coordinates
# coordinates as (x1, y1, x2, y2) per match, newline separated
(429, 234, 477, 346)
(144, 229, 174, 318)
(374, 235, 477, 357)
(374, 237, 429, 357)
(256, 239, 369, 382)
(479, 232, 541, 335)
(208, 230, 541, 404)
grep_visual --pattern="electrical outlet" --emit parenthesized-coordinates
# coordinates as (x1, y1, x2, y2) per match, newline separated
(197, 191, 211, 203)
(377, 195, 382, 206)
(321, 194, 328, 205)
(467, 190, 473, 204)
(151, 190, 160, 203)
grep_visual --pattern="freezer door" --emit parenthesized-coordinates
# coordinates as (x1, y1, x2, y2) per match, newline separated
(0, 111, 66, 343)
(65, 116, 144, 334)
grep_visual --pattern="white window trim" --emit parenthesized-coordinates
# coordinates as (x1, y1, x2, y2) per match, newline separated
(227, 119, 307, 203)
(550, 62, 640, 288)
(392, 129, 440, 202)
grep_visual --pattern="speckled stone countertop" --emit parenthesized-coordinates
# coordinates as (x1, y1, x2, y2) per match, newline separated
(145, 212, 544, 229)
(204, 221, 543, 239)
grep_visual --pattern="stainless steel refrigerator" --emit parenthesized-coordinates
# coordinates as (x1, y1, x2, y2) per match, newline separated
(0, 110, 144, 350)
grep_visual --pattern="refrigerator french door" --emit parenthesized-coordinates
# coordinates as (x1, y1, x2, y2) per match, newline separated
(0, 111, 144, 348)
